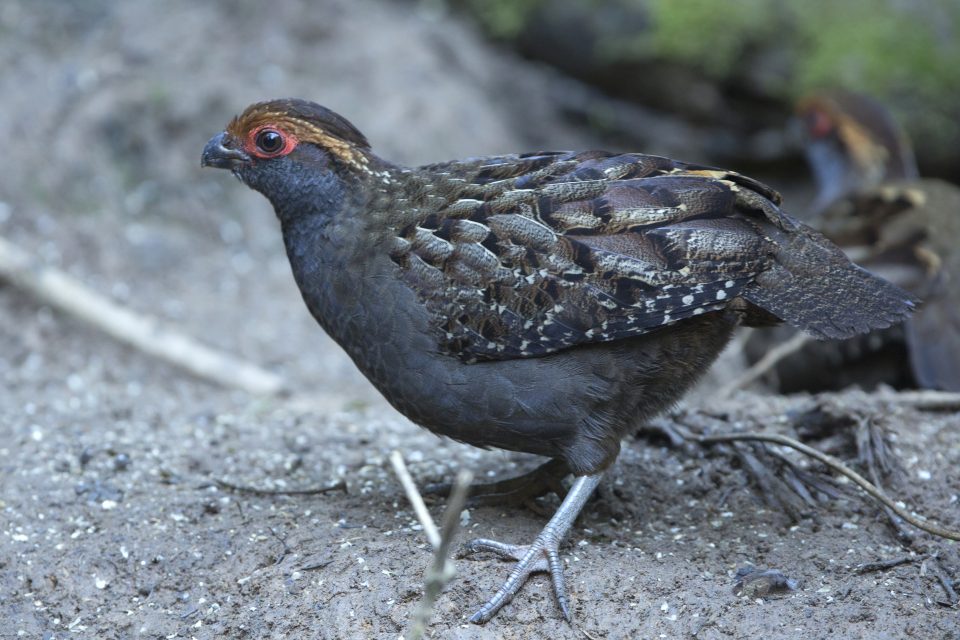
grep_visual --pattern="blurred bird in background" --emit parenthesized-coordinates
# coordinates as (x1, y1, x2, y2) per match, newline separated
(798, 90, 919, 216)
(745, 90, 960, 391)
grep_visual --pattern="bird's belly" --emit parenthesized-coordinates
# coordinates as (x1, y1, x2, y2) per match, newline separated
(293, 250, 735, 474)
(344, 302, 738, 474)
(350, 317, 584, 460)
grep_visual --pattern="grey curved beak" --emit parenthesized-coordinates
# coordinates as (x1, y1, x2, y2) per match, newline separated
(201, 132, 250, 169)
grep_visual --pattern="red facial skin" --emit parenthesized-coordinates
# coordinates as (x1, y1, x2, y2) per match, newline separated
(806, 108, 834, 139)
(245, 124, 299, 159)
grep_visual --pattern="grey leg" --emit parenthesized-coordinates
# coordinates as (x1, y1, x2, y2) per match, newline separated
(464, 472, 603, 623)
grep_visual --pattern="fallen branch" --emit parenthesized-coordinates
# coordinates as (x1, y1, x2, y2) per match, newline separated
(390, 451, 472, 640)
(0, 235, 286, 395)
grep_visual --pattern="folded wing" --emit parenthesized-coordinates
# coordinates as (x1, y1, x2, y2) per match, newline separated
(391, 151, 914, 362)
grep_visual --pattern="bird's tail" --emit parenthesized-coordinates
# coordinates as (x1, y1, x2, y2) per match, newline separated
(742, 224, 916, 340)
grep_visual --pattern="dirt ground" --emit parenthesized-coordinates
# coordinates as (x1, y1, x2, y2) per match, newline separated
(2, 2, 958, 638)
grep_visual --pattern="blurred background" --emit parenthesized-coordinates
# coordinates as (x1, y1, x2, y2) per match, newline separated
(2, 1, 959, 637)
(452, 0, 960, 179)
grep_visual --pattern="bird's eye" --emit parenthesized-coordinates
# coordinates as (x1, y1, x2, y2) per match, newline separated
(255, 129, 284, 154)
(807, 110, 834, 139)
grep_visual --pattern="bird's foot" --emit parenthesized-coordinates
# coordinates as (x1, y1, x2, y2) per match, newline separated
(464, 531, 569, 623)
(425, 458, 569, 508)
(461, 473, 603, 624)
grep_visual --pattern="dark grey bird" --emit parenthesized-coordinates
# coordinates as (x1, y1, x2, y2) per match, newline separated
(202, 99, 914, 623)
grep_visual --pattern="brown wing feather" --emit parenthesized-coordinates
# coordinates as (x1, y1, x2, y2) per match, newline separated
(388, 151, 911, 362)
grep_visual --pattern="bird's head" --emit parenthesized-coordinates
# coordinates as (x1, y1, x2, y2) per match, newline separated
(202, 99, 374, 217)
(795, 90, 918, 213)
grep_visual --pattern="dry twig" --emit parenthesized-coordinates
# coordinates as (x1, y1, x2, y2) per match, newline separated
(854, 554, 958, 605)
(212, 478, 347, 496)
(390, 451, 472, 640)
(671, 423, 960, 541)
(854, 555, 917, 574)
(878, 389, 960, 411)
(923, 555, 959, 605)
(715, 331, 810, 397)
(390, 450, 442, 548)
(0, 236, 286, 395)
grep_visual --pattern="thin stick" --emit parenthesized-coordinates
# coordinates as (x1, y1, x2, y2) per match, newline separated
(690, 430, 960, 541)
(390, 451, 472, 640)
(0, 236, 286, 395)
(212, 478, 347, 496)
(410, 470, 471, 638)
(715, 332, 810, 397)
(926, 555, 959, 605)
(390, 451, 441, 549)
(880, 390, 960, 411)
(854, 555, 916, 574)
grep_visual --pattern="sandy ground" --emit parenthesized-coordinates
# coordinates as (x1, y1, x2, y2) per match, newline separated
(2, 2, 958, 638)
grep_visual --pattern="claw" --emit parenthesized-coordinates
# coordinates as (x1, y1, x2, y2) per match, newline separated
(463, 473, 603, 623)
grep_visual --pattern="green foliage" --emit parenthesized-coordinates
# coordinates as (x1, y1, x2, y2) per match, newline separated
(790, 0, 960, 98)
(457, 0, 960, 159)
(457, 0, 544, 39)
(458, 0, 960, 101)
(638, 0, 960, 94)
(629, 0, 779, 75)
(638, 0, 960, 154)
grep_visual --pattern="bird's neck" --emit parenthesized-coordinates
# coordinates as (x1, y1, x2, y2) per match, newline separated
(275, 167, 426, 356)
